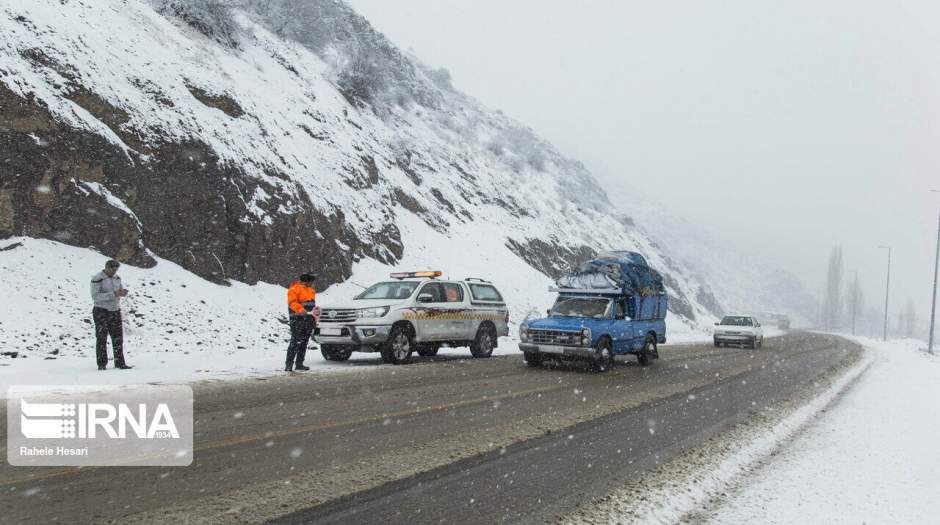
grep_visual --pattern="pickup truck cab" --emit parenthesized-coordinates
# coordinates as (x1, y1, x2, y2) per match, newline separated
(713, 315, 764, 348)
(519, 290, 667, 372)
(318, 272, 509, 364)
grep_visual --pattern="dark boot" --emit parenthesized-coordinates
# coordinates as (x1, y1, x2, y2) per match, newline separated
(295, 364, 310, 371)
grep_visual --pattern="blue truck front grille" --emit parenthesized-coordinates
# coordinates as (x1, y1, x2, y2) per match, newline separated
(529, 329, 581, 345)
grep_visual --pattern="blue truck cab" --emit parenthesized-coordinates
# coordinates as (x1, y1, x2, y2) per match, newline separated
(518, 252, 667, 372)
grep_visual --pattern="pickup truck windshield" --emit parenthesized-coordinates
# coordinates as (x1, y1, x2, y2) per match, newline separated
(356, 281, 419, 300)
(550, 297, 611, 319)
(720, 316, 753, 326)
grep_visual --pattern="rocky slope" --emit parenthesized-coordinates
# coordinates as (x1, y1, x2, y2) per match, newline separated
(0, 0, 725, 332)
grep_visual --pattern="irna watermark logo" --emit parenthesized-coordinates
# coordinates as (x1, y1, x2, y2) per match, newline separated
(7, 385, 193, 466)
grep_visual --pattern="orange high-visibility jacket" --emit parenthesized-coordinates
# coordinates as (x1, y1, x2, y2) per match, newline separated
(287, 281, 317, 316)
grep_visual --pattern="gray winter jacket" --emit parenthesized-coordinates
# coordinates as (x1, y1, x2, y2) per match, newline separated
(90, 271, 123, 311)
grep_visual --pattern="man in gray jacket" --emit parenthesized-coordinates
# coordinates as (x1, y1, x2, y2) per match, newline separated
(91, 259, 132, 370)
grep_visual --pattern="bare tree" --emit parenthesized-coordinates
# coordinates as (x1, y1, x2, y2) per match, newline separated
(845, 272, 864, 335)
(823, 246, 844, 331)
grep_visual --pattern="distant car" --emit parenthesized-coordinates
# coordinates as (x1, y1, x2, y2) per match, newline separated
(318, 272, 510, 364)
(776, 315, 791, 330)
(713, 315, 763, 349)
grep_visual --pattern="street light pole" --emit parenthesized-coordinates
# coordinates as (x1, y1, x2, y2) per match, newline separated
(878, 245, 892, 342)
(929, 191, 939, 354)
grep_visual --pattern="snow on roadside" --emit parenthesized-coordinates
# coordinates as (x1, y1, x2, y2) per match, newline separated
(0, 237, 292, 393)
(636, 349, 872, 524)
(701, 337, 940, 524)
(566, 337, 871, 525)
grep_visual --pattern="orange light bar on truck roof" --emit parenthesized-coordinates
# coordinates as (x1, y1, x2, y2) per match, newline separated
(390, 271, 442, 280)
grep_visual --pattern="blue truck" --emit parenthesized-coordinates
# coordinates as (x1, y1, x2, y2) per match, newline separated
(518, 251, 667, 372)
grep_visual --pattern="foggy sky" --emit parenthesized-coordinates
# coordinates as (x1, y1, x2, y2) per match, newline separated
(348, 0, 940, 328)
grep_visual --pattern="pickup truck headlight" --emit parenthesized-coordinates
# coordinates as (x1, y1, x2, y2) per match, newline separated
(358, 306, 390, 318)
(520, 323, 529, 342)
(580, 327, 592, 346)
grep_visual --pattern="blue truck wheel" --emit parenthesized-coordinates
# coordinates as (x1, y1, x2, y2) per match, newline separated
(592, 339, 614, 372)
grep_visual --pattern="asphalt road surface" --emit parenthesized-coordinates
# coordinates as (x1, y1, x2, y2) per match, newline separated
(0, 332, 861, 524)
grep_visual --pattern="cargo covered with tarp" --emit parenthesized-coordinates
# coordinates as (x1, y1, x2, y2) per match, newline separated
(556, 251, 665, 296)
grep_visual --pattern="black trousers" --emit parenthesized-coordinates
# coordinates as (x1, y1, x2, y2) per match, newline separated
(286, 315, 315, 367)
(93, 307, 126, 367)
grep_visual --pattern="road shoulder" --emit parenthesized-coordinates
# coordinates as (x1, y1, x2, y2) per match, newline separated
(564, 336, 868, 524)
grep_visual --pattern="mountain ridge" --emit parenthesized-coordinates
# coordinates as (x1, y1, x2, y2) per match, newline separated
(0, 0, 756, 331)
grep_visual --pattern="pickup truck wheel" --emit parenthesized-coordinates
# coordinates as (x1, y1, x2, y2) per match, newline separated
(321, 345, 352, 361)
(591, 339, 614, 373)
(713, 339, 721, 348)
(638, 335, 657, 366)
(749, 337, 757, 349)
(470, 325, 496, 358)
(417, 345, 439, 357)
(756, 337, 763, 349)
(524, 351, 543, 367)
(381, 326, 414, 364)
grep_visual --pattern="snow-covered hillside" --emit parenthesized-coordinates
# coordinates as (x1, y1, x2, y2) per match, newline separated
(0, 0, 722, 321)
(0, 0, 815, 380)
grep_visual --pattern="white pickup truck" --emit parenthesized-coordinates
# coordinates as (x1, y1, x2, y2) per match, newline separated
(713, 315, 764, 349)
(318, 271, 510, 364)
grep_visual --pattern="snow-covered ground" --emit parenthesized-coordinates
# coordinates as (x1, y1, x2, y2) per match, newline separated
(0, 231, 525, 393)
(703, 336, 940, 524)
(1, 229, 716, 394)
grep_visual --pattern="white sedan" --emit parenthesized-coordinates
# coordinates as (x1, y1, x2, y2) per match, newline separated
(713, 315, 764, 349)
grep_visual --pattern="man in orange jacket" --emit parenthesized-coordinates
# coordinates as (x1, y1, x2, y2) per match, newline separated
(286, 273, 317, 371)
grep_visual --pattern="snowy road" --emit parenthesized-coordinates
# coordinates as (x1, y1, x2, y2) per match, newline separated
(0, 332, 860, 524)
